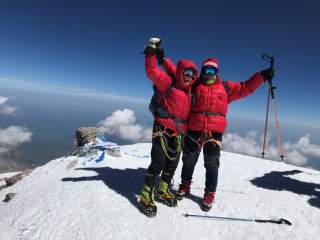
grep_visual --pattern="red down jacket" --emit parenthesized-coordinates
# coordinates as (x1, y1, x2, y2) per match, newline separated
(163, 57, 264, 134)
(145, 55, 198, 133)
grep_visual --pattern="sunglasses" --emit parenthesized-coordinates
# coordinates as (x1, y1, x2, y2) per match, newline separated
(203, 67, 218, 76)
(183, 68, 196, 77)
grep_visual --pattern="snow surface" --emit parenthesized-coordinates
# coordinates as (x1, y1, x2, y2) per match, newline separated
(0, 143, 319, 240)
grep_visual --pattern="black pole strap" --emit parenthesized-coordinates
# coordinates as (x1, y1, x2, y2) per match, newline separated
(262, 54, 276, 99)
(255, 218, 292, 225)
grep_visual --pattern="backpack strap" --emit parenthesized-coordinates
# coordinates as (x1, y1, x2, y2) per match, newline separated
(150, 83, 188, 135)
(152, 82, 173, 98)
(163, 84, 173, 97)
(222, 81, 230, 96)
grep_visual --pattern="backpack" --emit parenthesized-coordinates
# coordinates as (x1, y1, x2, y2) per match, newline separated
(148, 84, 173, 118)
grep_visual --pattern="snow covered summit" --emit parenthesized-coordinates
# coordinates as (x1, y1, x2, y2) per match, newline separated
(0, 143, 319, 240)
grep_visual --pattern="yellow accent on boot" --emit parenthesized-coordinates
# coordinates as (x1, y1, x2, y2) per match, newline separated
(140, 184, 155, 204)
(158, 179, 169, 193)
(139, 194, 155, 207)
(156, 179, 175, 199)
(156, 190, 175, 199)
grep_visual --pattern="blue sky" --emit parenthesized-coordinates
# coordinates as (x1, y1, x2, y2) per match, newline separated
(0, 0, 320, 171)
(0, 0, 319, 126)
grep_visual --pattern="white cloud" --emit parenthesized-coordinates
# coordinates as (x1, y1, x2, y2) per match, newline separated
(0, 126, 33, 155)
(98, 109, 152, 142)
(0, 96, 9, 105)
(0, 96, 18, 115)
(0, 97, 32, 155)
(0, 105, 18, 115)
(285, 150, 308, 166)
(222, 130, 320, 166)
(222, 130, 261, 156)
(296, 134, 320, 156)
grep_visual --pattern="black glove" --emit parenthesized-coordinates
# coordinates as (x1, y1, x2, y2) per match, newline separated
(156, 47, 165, 65)
(260, 67, 275, 81)
(143, 37, 162, 56)
(144, 45, 157, 56)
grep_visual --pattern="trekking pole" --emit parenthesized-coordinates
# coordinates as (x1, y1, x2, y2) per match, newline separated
(261, 54, 284, 160)
(261, 83, 271, 158)
(184, 213, 292, 225)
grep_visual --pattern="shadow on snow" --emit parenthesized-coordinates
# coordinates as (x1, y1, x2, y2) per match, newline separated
(250, 170, 320, 209)
(62, 167, 147, 211)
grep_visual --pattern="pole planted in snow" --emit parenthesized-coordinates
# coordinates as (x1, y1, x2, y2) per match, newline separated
(261, 54, 284, 160)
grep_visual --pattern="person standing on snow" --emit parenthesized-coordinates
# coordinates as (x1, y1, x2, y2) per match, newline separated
(161, 54, 274, 211)
(138, 38, 198, 217)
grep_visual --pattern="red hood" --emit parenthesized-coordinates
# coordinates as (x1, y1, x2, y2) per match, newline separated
(175, 60, 198, 90)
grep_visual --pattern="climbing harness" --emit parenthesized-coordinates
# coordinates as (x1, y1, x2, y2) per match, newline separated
(152, 125, 183, 161)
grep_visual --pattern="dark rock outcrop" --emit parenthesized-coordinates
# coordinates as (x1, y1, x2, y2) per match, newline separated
(76, 127, 98, 147)
(5, 169, 34, 186)
(3, 193, 17, 202)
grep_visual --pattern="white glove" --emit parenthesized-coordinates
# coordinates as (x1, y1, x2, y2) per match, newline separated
(147, 37, 162, 49)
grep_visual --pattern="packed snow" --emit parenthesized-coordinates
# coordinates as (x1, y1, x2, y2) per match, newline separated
(0, 143, 319, 240)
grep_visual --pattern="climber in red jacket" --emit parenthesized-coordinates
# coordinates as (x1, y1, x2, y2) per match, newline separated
(161, 53, 273, 211)
(139, 38, 198, 217)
